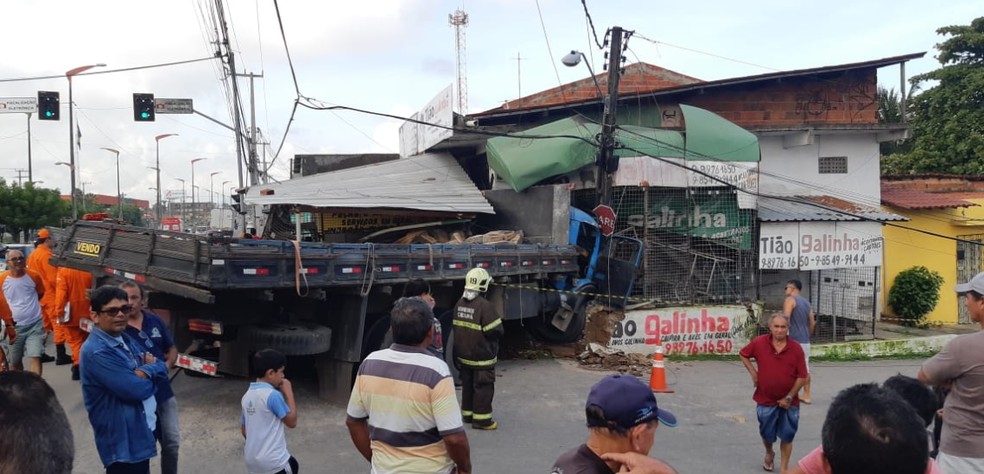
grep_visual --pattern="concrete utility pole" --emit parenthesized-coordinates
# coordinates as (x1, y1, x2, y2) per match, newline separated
(596, 26, 625, 206)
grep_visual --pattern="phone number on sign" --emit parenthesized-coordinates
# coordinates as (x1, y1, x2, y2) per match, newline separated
(664, 340, 733, 355)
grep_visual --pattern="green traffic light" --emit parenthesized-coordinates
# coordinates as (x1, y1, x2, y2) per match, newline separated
(141, 112, 150, 118)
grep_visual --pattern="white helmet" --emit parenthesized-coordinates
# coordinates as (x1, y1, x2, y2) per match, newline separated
(464, 267, 491, 292)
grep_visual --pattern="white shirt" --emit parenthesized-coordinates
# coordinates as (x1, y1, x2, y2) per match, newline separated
(241, 382, 291, 474)
(1, 273, 43, 326)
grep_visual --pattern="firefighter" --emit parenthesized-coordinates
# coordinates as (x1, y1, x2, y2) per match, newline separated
(26, 229, 68, 365)
(452, 267, 504, 430)
(54, 266, 94, 381)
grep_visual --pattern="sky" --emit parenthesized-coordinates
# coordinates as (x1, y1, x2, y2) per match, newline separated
(0, 0, 979, 209)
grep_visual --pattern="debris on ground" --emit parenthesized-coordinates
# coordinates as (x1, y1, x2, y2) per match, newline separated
(573, 304, 653, 376)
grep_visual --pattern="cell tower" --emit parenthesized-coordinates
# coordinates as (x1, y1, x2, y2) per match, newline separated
(449, 9, 469, 114)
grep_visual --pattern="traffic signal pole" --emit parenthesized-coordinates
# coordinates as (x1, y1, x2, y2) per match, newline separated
(597, 26, 625, 207)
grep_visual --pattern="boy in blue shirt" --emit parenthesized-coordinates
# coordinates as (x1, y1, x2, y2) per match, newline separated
(241, 349, 298, 474)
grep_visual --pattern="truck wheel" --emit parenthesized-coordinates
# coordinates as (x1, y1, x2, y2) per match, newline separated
(238, 323, 332, 356)
(528, 286, 593, 343)
(362, 315, 391, 358)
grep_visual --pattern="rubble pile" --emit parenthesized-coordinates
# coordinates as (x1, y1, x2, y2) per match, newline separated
(575, 304, 653, 376)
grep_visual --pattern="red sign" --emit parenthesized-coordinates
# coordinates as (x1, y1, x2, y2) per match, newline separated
(160, 217, 182, 232)
(593, 205, 617, 237)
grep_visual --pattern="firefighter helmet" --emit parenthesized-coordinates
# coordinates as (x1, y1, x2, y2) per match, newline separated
(464, 267, 491, 292)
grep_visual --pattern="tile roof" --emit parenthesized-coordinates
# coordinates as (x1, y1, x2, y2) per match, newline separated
(880, 188, 977, 210)
(758, 195, 907, 222)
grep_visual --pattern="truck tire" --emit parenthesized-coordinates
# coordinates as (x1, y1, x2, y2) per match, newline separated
(238, 323, 332, 356)
(528, 285, 593, 343)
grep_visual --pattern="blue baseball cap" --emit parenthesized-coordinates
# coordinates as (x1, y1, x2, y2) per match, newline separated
(586, 374, 677, 430)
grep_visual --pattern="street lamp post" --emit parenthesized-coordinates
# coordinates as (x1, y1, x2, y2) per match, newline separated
(174, 178, 186, 225)
(100, 147, 121, 219)
(154, 133, 178, 223)
(221, 180, 230, 208)
(190, 158, 206, 226)
(66, 63, 106, 220)
(209, 171, 222, 210)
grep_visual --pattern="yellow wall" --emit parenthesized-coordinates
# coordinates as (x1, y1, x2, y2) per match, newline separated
(882, 200, 984, 324)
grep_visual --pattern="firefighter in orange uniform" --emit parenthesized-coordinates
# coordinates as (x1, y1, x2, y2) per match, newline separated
(26, 229, 70, 365)
(54, 266, 94, 381)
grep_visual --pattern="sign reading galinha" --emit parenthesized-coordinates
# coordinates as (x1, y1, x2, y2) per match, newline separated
(618, 191, 753, 249)
(74, 241, 101, 257)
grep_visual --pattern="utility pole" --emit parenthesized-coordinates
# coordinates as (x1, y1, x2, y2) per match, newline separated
(515, 52, 526, 99)
(243, 72, 264, 185)
(214, 0, 248, 234)
(596, 26, 626, 206)
(14, 169, 28, 186)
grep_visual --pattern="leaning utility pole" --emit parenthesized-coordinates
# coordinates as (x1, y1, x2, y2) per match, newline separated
(596, 26, 626, 206)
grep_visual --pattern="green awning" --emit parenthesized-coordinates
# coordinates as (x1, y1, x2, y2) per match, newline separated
(485, 105, 759, 192)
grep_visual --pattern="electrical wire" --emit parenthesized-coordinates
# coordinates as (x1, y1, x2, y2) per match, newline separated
(633, 33, 781, 72)
(579, 0, 603, 50)
(534, 0, 566, 102)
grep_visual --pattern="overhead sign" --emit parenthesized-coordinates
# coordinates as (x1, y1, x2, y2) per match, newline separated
(0, 97, 38, 114)
(399, 85, 453, 157)
(155, 98, 194, 114)
(759, 221, 883, 270)
(593, 204, 617, 237)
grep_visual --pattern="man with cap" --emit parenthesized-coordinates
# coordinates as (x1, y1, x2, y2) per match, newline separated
(550, 374, 678, 474)
(739, 313, 808, 473)
(918, 271, 984, 473)
(26, 228, 64, 365)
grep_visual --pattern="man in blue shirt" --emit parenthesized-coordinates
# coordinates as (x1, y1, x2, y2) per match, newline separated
(82, 285, 168, 474)
(121, 281, 180, 474)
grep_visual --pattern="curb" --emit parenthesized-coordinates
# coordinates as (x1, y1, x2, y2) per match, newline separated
(811, 334, 956, 359)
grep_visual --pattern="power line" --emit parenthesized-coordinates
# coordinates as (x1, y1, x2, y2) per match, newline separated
(633, 33, 780, 72)
(579, 0, 603, 50)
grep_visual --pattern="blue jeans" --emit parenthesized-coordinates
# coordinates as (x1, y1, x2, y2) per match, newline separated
(156, 397, 180, 474)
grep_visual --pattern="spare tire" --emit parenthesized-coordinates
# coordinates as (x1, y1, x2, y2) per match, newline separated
(238, 323, 332, 355)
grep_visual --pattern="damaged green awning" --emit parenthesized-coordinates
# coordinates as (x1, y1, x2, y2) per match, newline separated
(485, 104, 759, 192)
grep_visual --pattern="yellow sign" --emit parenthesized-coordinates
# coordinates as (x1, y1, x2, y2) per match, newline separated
(318, 213, 420, 235)
(74, 241, 101, 257)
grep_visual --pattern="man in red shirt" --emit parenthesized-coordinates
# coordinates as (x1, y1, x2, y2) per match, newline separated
(739, 313, 808, 473)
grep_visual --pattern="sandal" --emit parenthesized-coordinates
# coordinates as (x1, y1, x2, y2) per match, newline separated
(763, 452, 775, 472)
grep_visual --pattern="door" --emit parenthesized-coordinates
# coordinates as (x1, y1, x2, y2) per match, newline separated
(956, 235, 983, 324)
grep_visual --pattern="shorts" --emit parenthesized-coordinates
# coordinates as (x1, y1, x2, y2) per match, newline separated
(936, 452, 984, 473)
(8, 318, 46, 365)
(757, 404, 799, 443)
(800, 343, 811, 373)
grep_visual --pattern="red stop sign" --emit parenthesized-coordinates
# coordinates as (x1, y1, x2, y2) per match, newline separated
(592, 204, 617, 237)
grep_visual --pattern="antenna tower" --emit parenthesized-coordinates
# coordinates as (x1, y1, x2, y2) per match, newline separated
(449, 9, 469, 114)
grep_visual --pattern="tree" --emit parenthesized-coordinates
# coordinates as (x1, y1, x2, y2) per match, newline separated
(888, 266, 945, 327)
(0, 180, 71, 242)
(882, 17, 984, 174)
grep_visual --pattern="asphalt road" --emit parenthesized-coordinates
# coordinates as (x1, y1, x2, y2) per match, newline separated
(45, 354, 929, 474)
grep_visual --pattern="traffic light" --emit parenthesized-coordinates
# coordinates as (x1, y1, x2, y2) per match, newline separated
(38, 91, 60, 120)
(132, 93, 155, 122)
(230, 191, 244, 214)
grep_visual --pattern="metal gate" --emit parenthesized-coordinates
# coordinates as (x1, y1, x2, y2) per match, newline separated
(808, 266, 879, 342)
(956, 234, 984, 324)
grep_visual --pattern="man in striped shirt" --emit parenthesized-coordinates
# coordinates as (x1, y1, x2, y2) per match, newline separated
(346, 297, 472, 474)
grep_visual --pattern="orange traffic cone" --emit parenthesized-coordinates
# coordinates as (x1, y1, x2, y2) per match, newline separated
(649, 345, 674, 393)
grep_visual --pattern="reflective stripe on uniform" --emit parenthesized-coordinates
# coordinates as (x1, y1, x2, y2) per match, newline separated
(482, 318, 502, 332)
(457, 356, 497, 367)
(472, 412, 493, 420)
(453, 318, 502, 333)
(454, 320, 482, 331)
(461, 410, 473, 417)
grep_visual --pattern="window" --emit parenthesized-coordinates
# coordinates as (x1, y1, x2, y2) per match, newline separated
(818, 156, 848, 174)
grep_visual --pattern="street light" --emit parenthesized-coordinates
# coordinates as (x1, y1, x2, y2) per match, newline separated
(221, 180, 230, 208)
(190, 158, 206, 226)
(209, 171, 222, 209)
(560, 51, 604, 99)
(173, 178, 186, 224)
(100, 147, 121, 219)
(66, 63, 106, 220)
(154, 133, 178, 222)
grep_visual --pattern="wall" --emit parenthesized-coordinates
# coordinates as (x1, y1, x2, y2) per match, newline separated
(608, 304, 760, 356)
(758, 134, 881, 203)
(882, 199, 984, 324)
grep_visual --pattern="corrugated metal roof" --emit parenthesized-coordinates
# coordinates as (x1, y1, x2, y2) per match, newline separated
(245, 153, 494, 214)
(758, 195, 907, 222)
(881, 188, 977, 210)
